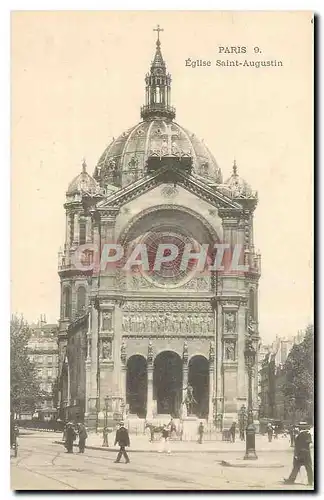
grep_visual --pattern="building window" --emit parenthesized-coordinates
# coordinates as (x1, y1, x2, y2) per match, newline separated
(70, 214, 74, 244)
(47, 355, 52, 363)
(77, 286, 86, 314)
(63, 287, 72, 319)
(47, 368, 53, 378)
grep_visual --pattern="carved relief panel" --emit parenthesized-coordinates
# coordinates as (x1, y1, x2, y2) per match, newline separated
(100, 310, 114, 333)
(122, 312, 213, 335)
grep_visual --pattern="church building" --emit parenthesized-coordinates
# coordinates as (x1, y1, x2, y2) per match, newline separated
(57, 28, 261, 430)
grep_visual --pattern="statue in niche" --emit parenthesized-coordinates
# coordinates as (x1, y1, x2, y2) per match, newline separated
(225, 312, 236, 333)
(120, 339, 126, 364)
(102, 312, 112, 331)
(107, 158, 116, 172)
(122, 315, 128, 332)
(247, 315, 256, 337)
(102, 340, 112, 360)
(225, 341, 236, 361)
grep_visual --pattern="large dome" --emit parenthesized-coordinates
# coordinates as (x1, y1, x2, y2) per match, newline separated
(94, 119, 223, 188)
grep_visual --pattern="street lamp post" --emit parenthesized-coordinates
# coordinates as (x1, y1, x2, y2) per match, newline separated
(244, 338, 258, 460)
(104, 395, 109, 429)
(102, 395, 110, 447)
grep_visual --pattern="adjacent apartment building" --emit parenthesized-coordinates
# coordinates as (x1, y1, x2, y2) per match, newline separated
(28, 315, 59, 416)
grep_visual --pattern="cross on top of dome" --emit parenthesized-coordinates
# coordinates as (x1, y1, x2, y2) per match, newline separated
(153, 24, 164, 43)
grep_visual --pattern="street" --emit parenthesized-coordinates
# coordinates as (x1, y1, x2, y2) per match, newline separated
(10, 433, 314, 491)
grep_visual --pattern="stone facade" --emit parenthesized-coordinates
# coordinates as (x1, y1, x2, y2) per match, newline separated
(57, 31, 261, 429)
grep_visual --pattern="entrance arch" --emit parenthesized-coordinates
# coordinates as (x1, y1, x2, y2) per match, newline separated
(126, 355, 147, 417)
(153, 351, 182, 417)
(188, 355, 209, 418)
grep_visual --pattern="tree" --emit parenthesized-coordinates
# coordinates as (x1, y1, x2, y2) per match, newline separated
(10, 314, 41, 415)
(283, 324, 314, 423)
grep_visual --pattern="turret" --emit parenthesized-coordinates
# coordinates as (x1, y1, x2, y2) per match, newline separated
(140, 25, 176, 121)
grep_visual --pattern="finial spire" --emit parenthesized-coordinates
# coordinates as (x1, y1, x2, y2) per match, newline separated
(141, 27, 175, 121)
(233, 158, 238, 175)
(82, 158, 87, 173)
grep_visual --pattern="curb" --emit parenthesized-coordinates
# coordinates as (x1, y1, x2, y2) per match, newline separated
(219, 459, 285, 469)
(53, 441, 291, 456)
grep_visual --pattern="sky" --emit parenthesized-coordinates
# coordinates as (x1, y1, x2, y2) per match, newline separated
(11, 11, 314, 343)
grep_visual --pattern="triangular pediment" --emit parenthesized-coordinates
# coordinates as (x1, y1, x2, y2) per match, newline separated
(95, 163, 243, 213)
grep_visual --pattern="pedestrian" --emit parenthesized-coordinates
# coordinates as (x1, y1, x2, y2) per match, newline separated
(284, 422, 313, 486)
(267, 422, 273, 443)
(65, 422, 76, 453)
(239, 425, 245, 441)
(102, 426, 109, 447)
(159, 424, 171, 454)
(114, 421, 130, 463)
(197, 421, 204, 444)
(229, 421, 236, 443)
(77, 422, 87, 453)
(169, 418, 177, 439)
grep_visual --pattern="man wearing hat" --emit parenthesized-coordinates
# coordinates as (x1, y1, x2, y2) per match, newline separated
(114, 421, 130, 464)
(284, 422, 313, 486)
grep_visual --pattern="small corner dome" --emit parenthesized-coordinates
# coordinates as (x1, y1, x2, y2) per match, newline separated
(224, 160, 254, 197)
(67, 160, 99, 195)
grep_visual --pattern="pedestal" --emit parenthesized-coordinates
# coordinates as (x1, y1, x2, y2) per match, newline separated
(181, 416, 199, 441)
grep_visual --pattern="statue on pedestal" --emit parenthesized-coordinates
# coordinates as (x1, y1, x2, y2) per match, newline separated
(182, 384, 197, 416)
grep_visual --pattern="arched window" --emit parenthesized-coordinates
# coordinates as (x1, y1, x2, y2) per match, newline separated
(77, 286, 86, 314)
(63, 287, 72, 319)
(79, 219, 86, 245)
(156, 87, 161, 103)
(70, 215, 74, 245)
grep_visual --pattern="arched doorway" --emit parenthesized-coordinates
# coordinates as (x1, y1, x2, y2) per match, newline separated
(126, 355, 147, 418)
(188, 355, 209, 418)
(153, 351, 182, 417)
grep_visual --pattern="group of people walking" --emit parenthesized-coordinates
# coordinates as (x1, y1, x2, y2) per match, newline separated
(63, 420, 131, 464)
(61, 417, 313, 486)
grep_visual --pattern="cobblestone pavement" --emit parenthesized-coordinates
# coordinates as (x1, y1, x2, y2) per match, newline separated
(11, 433, 314, 491)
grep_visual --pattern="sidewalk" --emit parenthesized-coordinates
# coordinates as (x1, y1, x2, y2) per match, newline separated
(54, 433, 293, 455)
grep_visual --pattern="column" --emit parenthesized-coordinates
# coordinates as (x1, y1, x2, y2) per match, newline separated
(182, 361, 188, 419)
(73, 212, 80, 246)
(65, 212, 70, 251)
(120, 365, 127, 408)
(208, 360, 214, 423)
(100, 210, 119, 289)
(86, 216, 92, 243)
(146, 340, 154, 420)
(146, 368, 154, 420)
(237, 304, 247, 400)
